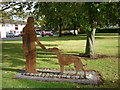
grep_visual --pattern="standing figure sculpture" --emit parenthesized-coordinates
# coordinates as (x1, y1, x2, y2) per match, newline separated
(22, 17, 37, 73)
(22, 17, 46, 73)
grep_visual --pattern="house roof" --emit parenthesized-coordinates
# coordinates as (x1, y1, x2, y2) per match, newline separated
(0, 19, 26, 25)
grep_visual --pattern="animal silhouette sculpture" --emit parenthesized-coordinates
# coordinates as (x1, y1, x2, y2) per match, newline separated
(48, 47, 86, 78)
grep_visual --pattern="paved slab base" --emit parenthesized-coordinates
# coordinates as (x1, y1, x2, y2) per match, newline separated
(14, 68, 103, 86)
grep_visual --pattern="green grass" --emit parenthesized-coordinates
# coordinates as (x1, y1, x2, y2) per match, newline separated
(1, 33, 118, 88)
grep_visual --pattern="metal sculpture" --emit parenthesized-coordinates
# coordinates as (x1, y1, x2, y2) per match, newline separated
(48, 47, 86, 78)
(22, 17, 46, 73)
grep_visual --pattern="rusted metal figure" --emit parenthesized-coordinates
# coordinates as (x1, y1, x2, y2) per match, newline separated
(48, 47, 86, 78)
(22, 17, 46, 73)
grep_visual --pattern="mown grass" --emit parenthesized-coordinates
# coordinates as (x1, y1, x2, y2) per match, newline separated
(1, 33, 118, 88)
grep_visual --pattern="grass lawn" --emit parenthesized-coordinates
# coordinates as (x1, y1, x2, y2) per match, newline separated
(1, 33, 118, 88)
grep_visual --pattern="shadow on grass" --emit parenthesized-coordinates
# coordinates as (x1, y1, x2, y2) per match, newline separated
(36, 48, 54, 54)
(43, 44, 58, 47)
(2, 34, 118, 68)
(2, 42, 58, 67)
(2, 43, 25, 67)
(2, 68, 21, 72)
(95, 37, 118, 40)
(37, 55, 57, 59)
(36, 48, 58, 65)
(38, 35, 87, 41)
(95, 33, 118, 36)
(36, 48, 56, 57)
(37, 34, 118, 42)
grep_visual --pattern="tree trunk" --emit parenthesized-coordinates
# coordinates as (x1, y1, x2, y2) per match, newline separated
(118, 19, 120, 35)
(73, 25, 76, 36)
(85, 28, 96, 58)
(58, 18, 62, 37)
(59, 24, 62, 37)
(85, 3, 97, 58)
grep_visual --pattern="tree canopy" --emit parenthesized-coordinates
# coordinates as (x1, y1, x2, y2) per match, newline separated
(0, 2, 119, 57)
(1, 2, 119, 29)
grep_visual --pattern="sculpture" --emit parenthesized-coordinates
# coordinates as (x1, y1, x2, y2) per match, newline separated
(48, 47, 86, 77)
(22, 17, 86, 77)
(22, 17, 46, 73)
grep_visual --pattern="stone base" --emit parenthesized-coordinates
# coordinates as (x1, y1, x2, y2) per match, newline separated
(14, 68, 103, 86)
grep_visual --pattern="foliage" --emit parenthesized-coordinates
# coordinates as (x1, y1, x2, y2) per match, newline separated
(1, 2, 119, 57)
(0, 2, 32, 20)
(1, 2, 119, 30)
(32, 2, 119, 32)
(97, 2, 119, 27)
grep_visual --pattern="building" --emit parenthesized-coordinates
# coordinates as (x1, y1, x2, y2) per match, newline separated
(0, 19, 26, 38)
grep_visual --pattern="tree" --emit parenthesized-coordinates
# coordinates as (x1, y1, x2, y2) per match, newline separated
(84, 2, 119, 57)
(0, 2, 33, 20)
(1, 2, 119, 58)
(81, 3, 98, 58)
(33, 2, 82, 37)
(32, 2, 103, 57)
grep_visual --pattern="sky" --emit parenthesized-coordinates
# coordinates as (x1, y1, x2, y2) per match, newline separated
(3, 2, 35, 21)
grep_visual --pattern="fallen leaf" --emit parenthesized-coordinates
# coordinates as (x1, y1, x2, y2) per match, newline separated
(76, 86, 80, 88)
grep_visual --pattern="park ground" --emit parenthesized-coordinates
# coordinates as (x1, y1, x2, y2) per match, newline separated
(1, 33, 118, 88)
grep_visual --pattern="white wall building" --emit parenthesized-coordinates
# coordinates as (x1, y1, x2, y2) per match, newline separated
(0, 19, 26, 38)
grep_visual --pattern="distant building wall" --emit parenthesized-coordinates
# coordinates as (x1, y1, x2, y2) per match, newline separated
(0, 24, 6, 38)
(0, 19, 26, 38)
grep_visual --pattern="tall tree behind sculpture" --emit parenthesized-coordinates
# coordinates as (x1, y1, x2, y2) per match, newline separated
(22, 17, 37, 73)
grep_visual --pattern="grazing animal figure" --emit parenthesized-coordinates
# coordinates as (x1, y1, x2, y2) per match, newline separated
(48, 47, 86, 77)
